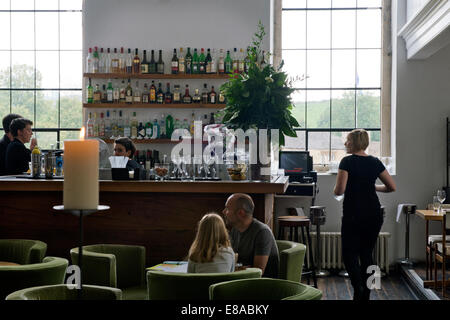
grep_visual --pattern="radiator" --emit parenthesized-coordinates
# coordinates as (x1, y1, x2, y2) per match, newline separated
(301, 232, 391, 274)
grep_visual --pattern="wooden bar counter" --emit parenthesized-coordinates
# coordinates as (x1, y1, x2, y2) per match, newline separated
(0, 176, 288, 266)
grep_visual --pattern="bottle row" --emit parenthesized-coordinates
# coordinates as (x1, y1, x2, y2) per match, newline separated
(86, 79, 225, 105)
(131, 148, 164, 171)
(86, 110, 218, 140)
(85, 46, 267, 75)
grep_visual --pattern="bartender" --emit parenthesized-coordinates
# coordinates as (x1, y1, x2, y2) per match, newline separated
(5, 118, 37, 175)
(0, 113, 22, 175)
(113, 137, 141, 171)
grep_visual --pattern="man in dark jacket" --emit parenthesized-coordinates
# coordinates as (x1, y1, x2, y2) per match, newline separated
(5, 118, 37, 175)
(0, 114, 22, 175)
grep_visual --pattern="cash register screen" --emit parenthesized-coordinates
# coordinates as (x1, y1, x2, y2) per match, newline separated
(279, 151, 309, 175)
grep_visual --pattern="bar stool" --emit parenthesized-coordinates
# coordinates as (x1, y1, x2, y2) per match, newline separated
(310, 206, 329, 277)
(397, 204, 417, 267)
(277, 208, 318, 288)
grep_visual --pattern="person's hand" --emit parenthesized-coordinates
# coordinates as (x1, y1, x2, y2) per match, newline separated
(30, 138, 37, 150)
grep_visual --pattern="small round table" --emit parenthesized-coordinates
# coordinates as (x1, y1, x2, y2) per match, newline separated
(0, 261, 20, 266)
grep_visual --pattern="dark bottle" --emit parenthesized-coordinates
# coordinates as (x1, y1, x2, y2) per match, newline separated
(140, 50, 149, 74)
(156, 82, 164, 104)
(171, 48, 178, 74)
(149, 80, 157, 103)
(201, 83, 209, 104)
(205, 48, 212, 74)
(146, 150, 152, 169)
(192, 48, 199, 74)
(164, 83, 172, 104)
(101, 84, 107, 103)
(157, 50, 164, 74)
(133, 48, 140, 74)
(185, 47, 192, 74)
(149, 50, 157, 74)
(209, 112, 215, 125)
(209, 85, 217, 104)
(134, 150, 140, 162)
(183, 84, 192, 104)
(198, 48, 206, 74)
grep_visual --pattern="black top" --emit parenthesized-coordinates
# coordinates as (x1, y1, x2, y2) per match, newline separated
(339, 155, 385, 219)
(126, 159, 142, 171)
(5, 138, 31, 175)
(0, 134, 11, 175)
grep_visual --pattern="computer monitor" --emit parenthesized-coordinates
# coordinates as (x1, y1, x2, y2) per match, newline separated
(279, 151, 311, 175)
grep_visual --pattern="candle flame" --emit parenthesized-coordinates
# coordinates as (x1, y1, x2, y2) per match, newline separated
(80, 127, 85, 140)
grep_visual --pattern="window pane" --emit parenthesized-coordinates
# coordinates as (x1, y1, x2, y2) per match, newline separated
(36, 91, 58, 128)
(357, 9, 381, 48)
(0, 0, 10, 10)
(0, 91, 10, 117)
(307, 11, 331, 49)
(332, 50, 355, 88)
(35, 131, 58, 150)
(333, 0, 356, 7)
(356, 49, 380, 88)
(60, 0, 83, 10)
(11, 0, 34, 10)
(284, 130, 305, 150)
(11, 52, 35, 88)
(36, 13, 59, 50)
(283, 0, 306, 8)
(61, 51, 82, 88)
(282, 11, 306, 49)
(306, 50, 330, 88)
(331, 131, 350, 163)
(367, 131, 381, 157)
(0, 51, 10, 87)
(308, 131, 330, 165)
(332, 10, 355, 49)
(36, 51, 59, 89)
(291, 90, 305, 128)
(60, 91, 82, 128)
(308, 0, 331, 8)
(35, 0, 59, 10)
(356, 90, 380, 128)
(307, 90, 330, 128)
(331, 90, 355, 128)
(358, 0, 381, 8)
(60, 131, 80, 149)
(11, 90, 34, 120)
(11, 13, 34, 50)
(282, 50, 306, 87)
(60, 12, 82, 50)
(0, 13, 11, 50)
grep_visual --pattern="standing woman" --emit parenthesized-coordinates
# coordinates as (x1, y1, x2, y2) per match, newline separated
(334, 129, 396, 300)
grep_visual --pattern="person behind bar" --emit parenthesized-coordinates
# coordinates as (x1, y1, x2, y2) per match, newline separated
(5, 118, 37, 175)
(0, 113, 22, 175)
(113, 137, 141, 171)
(187, 212, 235, 273)
(334, 129, 396, 301)
(223, 193, 279, 278)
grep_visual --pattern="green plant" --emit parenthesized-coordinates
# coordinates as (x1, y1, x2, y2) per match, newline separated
(219, 21, 299, 146)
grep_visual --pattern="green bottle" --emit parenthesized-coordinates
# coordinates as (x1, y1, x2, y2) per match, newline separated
(225, 50, 233, 74)
(192, 48, 199, 74)
(145, 120, 153, 139)
(199, 48, 206, 74)
(166, 114, 174, 138)
(87, 78, 93, 103)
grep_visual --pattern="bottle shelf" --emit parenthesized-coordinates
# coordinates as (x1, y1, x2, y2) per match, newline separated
(84, 73, 231, 80)
(102, 138, 208, 144)
(83, 103, 226, 109)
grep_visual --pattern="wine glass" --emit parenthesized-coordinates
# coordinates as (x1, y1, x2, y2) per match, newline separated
(433, 196, 441, 213)
(154, 163, 169, 181)
(437, 190, 446, 213)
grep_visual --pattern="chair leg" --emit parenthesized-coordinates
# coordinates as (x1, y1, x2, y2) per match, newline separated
(443, 255, 446, 298)
(435, 252, 438, 290)
(289, 227, 294, 241)
(300, 226, 306, 246)
(426, 245, 430, 280)
(294, 227, 299, 243)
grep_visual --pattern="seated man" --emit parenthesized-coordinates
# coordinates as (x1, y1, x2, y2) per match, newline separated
(5, 118, 37, 175)
(0, 114, 22, 175)
(223, 193, 279, 278)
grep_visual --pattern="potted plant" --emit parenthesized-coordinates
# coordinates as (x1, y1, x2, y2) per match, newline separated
(219, 21, 300, 180)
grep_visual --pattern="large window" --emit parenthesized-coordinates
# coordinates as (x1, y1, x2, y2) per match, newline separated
(0, 0, 82, 149)
(280, 0, 383, 169)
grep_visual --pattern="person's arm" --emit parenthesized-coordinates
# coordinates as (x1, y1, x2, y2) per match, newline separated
(376, 169, 396, 193)
(334, 169, 348, 196)
(253, 255, 269, 273)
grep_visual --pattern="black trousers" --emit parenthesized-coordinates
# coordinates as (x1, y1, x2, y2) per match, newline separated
(341, 214, 383, 300)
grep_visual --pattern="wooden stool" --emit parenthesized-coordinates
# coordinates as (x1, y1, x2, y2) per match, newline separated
(277, 215, 318, 288)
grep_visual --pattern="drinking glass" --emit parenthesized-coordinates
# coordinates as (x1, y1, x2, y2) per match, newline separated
(433, 196, 440, 213)
(437, 190, 446, 214)
(154, 163, 169, 181)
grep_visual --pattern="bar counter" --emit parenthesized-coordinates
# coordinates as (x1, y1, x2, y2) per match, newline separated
(0, 176, 288, 266)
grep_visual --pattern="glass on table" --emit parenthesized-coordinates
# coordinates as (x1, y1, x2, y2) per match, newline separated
(433, 196, 441, 213)
(154, 163, 169, 181)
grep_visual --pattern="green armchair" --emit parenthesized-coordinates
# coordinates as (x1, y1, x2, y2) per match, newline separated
(209, 278, 322, 300)
(0, 239, 47, 264)
(276, 240, 306, 282)
(70, 244, 146, 300)
(0, 256, 68, 299)
(147, 268, 262, 300)
(6, 284, 122, 300)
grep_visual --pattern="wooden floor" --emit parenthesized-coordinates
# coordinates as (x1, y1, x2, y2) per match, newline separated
(301, 270, 417, 300)
(413, 263, 450, 300)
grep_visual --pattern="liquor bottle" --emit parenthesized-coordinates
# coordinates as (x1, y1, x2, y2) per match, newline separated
(174, 118, 181, 130)
(232, 48, 239, 74)
(125, 79, 133, 104)
(202, 114, 208, 131)
(164, 82, 172, 104)
(118, 110, 124, 137)
(182, 119, 189, 131)
(205, 48, 212, 74)
(156, 82, 164, 104)
(99, 112, 105, 137)
(134, 150, 139, 162)
(119, 47, 126, 73)
(192, 48, 199, 74)
(211, 48, 217, 74)
(111, 110, 118, 138)
(119, 80, 126, 103)
(86, 47, 93, 73)
(133, 48, 141, 74)
(192, 88, 201, 104)
(111, 48, 119, 73)
(123, 112, 131, 138)
(260, 50, 267, 68)
(185, 47, 192, 74)
(166, 114, 174, 138)
(142, 83, 149, 103)
(145, 120, 153, 139)
(149, 50, 156, 74)
(244, 47, 251, 73)
(218, 90, 226, 103)
(105, 110, 112, 138)
(146, 150, 152, 169)
(86, 112, 93, 137)
(189, 112, 195, 135)
(178, 48, 185, 74)
(209, 86, 217, 104)
(105, 48, 111, 73)
(92, 47, 99, 73)
(209, 112, 215, 125)
(157, 50, 164, 74)
(159, 113, 166, 139)
(93, 84, 102, 103)
(113, 81, 120, 103)
(183, 84, 192, 103)
(149, 81, 157, 103)
(131, 111, 138, 139)
(218, 49, 225, 74)
(106, 79, 113, 103)
(93, 112, 99, 137)
(202, 83, 209, 104)
(141, 50, 149, 74)
(171, 48, 178, 74)
(199, 48, 206, 74)
(99, 48, 105, 73)
(172, 84, 181, 103)
(152, 119, 160, 139)
(126, 48, 133, 74)
(101, 84, 107, 103)
(238, 48, 245, 73)
(133, 81, 141, 103)
(225, 50, 233, 74)
(87, 78, 93, 103)
(138, 122, 145, 140)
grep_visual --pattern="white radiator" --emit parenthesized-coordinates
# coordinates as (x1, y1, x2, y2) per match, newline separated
(301, 232, 391, 274)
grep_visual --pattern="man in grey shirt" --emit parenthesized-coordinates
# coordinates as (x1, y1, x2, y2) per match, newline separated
(223, 193, 279, 278)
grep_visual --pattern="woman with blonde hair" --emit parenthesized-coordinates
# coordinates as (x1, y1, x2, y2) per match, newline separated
(187, 213, 235, 273)
(334, 129, 396, 300)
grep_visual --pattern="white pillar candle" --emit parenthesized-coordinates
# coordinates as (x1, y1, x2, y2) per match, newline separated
(63, 128, 99, 210)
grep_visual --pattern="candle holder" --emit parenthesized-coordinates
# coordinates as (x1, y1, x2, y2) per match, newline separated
(53, 205, 110, 299)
